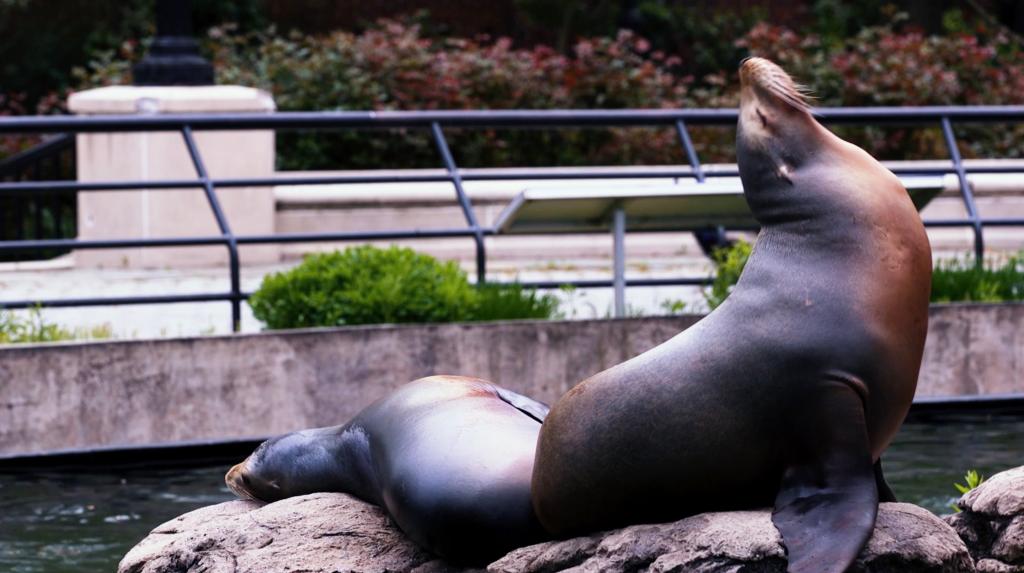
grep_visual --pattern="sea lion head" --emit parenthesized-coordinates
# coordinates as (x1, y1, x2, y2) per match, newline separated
(225, 430, 338, 502)
(737, 57, 825, 175)
(736, 57, 839, 221)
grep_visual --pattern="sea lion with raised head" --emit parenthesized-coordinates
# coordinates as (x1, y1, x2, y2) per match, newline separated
(225, 375, 549, 565)
(531, 57, 931, 573)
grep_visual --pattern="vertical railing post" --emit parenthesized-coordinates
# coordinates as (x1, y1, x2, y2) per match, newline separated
(612, 205, 626, 318)
(181, 126, 242, 331)
(677, 118, 727, 254)
(675, 119, 706, 183)
(430, 122, 487, 284)
(940, 116, 984, 267)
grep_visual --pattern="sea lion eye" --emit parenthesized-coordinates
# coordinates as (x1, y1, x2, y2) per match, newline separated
(756, 108, 769, 128)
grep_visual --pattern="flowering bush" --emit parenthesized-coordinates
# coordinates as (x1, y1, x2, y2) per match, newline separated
(739, 20, 1024, 159)
(202, 23, 692, 169)
(31, 17, 1024, 167)
(0, 91, 69, 160)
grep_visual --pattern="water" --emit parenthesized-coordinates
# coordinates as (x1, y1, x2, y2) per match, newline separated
(0, 467, 234, 573)
(0, 414, 1021, 573)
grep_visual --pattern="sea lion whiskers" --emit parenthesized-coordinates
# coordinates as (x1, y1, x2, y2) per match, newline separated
(225, 461, 258, 501)
(225, 457, 282, 502)
(740, 57, 813, 112)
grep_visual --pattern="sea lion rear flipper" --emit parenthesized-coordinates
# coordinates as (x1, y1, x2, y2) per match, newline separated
(495, 387, 550, 423)
(874, 458, 897, 502)
(772, 379, 877, 573)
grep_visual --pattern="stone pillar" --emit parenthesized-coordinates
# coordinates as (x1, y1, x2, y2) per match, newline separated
(68, 85, 278, 268)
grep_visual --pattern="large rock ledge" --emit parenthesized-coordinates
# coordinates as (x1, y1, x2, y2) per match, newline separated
(119, 494, 978, 573)
(493, 503, 973, 572)
(945, 466, 1024, 573)
(118, 494, 464, 573)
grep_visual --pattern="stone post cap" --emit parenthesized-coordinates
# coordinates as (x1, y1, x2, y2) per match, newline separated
(68, 85, 276, 115)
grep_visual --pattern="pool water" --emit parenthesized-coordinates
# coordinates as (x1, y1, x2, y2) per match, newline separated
(1, 414, 1021, 573)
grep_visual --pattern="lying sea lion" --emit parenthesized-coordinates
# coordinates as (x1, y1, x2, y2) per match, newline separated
(225, 375, 549, 564)
(531, 57, 931, 573)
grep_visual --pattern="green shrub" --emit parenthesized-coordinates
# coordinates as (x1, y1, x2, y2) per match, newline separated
(248, 245, 560, 329)
(931, 253, 1024, 303)
(702, 244, 1024, 309)
(0, 307, 112, 344)
(472, 283, 560, 322)
(703, 239, 753, 310)
(249, 246, 476, 328)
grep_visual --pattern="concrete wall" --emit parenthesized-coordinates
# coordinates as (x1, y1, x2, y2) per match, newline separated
(0, 304, 1021, 457)
(70, 86, 278, 268)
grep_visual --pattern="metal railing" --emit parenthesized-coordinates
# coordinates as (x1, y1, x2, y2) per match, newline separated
(1, 106, 1023, 331)
(0, 133, 76, 261)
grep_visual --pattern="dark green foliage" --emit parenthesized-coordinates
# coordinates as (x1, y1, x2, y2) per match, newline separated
(248, 245, 560, 329)
(703, 239, 753, 310)
(931, 253, 1024, 303)
(471, 283, 560, 322)
(0, 0, 265, 105)
(703, 245, 1024, 309)
(630, 2, 766, 81)
(249, 246, 476, 328)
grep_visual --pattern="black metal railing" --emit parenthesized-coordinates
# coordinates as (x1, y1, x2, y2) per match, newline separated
(1, 106, 1022, 331)
(0, 133, 76, 261)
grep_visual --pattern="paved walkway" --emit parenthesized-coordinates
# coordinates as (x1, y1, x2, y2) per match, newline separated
(0, 246, 716, 340)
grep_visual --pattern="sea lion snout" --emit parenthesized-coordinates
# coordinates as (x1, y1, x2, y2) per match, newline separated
(739, 56, 811, 115)
(225, 458, 259, 501)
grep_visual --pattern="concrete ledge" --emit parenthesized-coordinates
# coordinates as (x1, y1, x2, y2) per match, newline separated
(0, 304, 1020, 457)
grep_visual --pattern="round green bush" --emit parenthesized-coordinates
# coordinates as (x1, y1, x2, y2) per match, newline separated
(249, 245, 477, 329)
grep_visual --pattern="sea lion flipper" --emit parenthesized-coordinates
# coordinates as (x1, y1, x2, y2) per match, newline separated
(495, 387, 550, 423)
(874, 459, 897, 502)
(772, 380, 878, 573)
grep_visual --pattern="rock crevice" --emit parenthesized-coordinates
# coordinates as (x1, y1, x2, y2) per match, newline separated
(945, 466, 1024, 573)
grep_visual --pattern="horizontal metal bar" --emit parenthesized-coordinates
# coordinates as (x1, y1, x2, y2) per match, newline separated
(4, 106, 1024, 134)
(0, 277, 720, 310)
(0, 179, 202, 195)
(515, 277, 712, 289)
(235, 228, 496, 244)
(10, 163, 1024, 196)
(0, 133, 73, 176)
(3, 217, 1022, 254)
(0, 229, 498, 253)
(0, 171, 721, 195)
(0, 236, 228, 252)
(975, 218, 1024, 226)
(0, 292, 238, 310)
(922, 219, 1024, 227)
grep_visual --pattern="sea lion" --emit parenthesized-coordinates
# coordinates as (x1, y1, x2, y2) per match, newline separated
(531, 57, 931, 573)
(225, 375, 549, 564)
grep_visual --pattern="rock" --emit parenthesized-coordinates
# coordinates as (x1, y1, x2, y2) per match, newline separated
(490, 503, 974, 573)
(946, 466, 1024, 573)
(117, 492, 473, 573)
(121, 496, 974, 573)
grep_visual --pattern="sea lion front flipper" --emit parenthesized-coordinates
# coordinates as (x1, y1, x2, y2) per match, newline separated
(495, 387, 550, 423)
(772, 379, 878, 573)
(874, 459, 897, 502)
